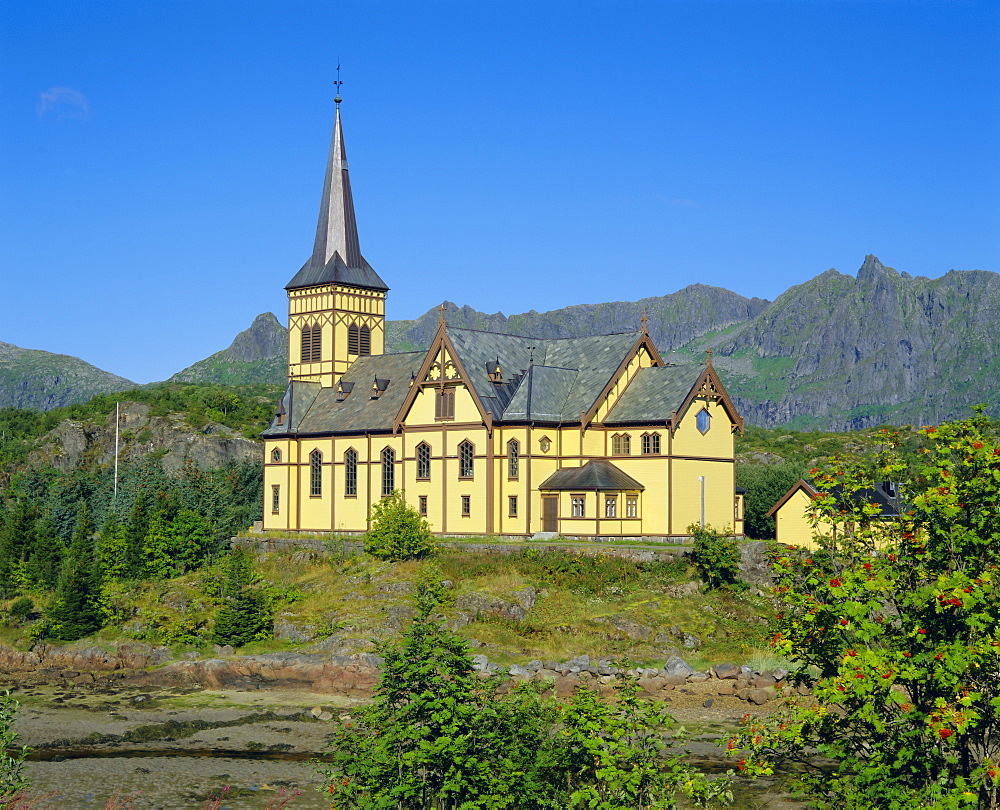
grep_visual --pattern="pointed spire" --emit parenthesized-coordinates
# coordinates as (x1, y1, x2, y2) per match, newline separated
(311, 103, 362, 269)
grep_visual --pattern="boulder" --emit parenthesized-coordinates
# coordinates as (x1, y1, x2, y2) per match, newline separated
(663, 656, 693, 678)
(712, 663, 741, 680)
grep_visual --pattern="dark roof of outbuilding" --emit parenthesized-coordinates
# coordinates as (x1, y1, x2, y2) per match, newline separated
(603, 364, 705, 425)
(285, 251, 389, 292)
(538, 459, 644, 491)
(766, 479, 902, 518)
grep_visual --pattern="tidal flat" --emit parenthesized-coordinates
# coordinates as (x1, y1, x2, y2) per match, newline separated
(5, 679, 804, 808)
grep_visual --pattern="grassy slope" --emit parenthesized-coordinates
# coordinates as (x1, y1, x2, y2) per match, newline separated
(0, 547, 776, 673)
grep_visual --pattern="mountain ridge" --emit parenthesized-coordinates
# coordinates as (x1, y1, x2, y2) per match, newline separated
(3, 256, 996, 430)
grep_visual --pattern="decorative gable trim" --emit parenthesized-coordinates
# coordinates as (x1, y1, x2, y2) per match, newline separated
(669, 365, 744, 435)
(391, 322, 493, 433)
(582, 332, 665, 428)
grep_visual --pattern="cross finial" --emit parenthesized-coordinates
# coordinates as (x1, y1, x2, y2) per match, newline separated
(705, 348, 714, 367)
(438, 303, 447, 326)
(640, 309, 649, 332)
(334, 62, 343, 105)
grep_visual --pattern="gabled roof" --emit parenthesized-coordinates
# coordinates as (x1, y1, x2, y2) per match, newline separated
(285, 103, 388, 293)
(442, 327, 644, 424)
(766, 479, 902, 518)
(538, 459, 644, 491)
(603, 364, 705, 425)
(262, 352, 424, 436)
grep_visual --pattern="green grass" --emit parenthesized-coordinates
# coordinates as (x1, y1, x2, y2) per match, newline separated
(1, 547, 776, 670)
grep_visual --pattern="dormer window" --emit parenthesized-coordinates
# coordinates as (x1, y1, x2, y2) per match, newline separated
(696, 408, 711, 435)
(371, 377, 389, 399)
(487, 357, 503, 383)
(337, 381, 354, 402)
(275, 401, 287, 426)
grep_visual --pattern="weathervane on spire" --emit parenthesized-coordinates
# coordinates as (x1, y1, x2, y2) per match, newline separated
(334, 61, 343, 105)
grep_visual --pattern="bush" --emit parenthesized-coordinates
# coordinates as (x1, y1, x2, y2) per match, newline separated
(364, 490, 434, 561)
(689, 524, 743, 589)
(211, 548, 272, 647)
(732, 412, 1000, 807)
(7, 598, 33, 624)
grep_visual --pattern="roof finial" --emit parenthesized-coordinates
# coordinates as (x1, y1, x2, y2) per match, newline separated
(640, 309, 649, 332)
(705, 348, 714, 367)
(438, 303, 447, 327)
(334, 61, 343, 105)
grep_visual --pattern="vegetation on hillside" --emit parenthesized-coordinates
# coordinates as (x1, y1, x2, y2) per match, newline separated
(733, 410, 1000, 807)
(322, 578, 733, 809)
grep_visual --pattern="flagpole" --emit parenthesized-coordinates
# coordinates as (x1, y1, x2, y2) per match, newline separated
(114, 401, 120, 500)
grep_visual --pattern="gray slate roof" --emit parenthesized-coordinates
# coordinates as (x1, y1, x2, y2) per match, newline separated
(262, 352, 424, 436)
(603, 364, 705, 425)
(285, 251, 389, 293)
(538, 460, 644, 491)
(445, 328, 640, 423)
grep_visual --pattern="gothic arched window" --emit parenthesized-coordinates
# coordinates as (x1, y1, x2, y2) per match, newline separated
(359, 325, 371, 356)
(309, 449, 323, 496)
(507, 439, 519, 479)
(416, 442, 431, 480)
(344, 448, 357, 496)
(381, 447, 395, 497)
(458, 440, 474, 479)
(348, 324, 360, 356)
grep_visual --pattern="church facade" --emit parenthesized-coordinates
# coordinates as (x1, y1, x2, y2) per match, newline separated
(262, 102, 745, 540)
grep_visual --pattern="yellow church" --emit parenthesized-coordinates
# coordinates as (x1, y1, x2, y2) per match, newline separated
(262, 99, 746, 540)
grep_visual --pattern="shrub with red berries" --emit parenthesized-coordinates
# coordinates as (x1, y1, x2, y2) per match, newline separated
(729, 409, 1000, 808)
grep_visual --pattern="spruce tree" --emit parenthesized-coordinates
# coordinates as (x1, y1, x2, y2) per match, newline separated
(212, 548, 271, 647)
(26, 516, 64, 591)
(46, 503, 103, 641)
(97, 513, 130, 580)
(123, 493, 149, 579)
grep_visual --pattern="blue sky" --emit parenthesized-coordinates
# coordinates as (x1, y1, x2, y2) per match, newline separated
(2, 0, 997, 383)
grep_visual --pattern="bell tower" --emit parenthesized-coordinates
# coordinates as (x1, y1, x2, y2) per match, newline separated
(284, 93, 388, 388)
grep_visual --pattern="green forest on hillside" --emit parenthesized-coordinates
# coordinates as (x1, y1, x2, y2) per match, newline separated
(0, 383, 974, 651)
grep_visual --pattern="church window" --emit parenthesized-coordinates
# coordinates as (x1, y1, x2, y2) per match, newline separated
(381, 447, 395, 497)
(641, 433, 660, 455)
(416, 442, 431, 480)
(539, 436, 551, 453)
(359, 325, 371, 356)
(309, 449, 323, 497)
(435, 388, 455, 420)
(458, 440, 474, 479)
(612, 433, 631, 455)
(271, 485, 280, 513)
(605, 495, 617, 518)
(348, 324, 360, 356)
(419, 495, 428, 516)
(461, 495, 471, 516)
(301, 324, 313, 363)
(508, 495, 518, 517)
(507, 439, 519, 479)
(344, 448, 357, 496)
(626, 495, 638, 518)
(271, 448, 281, 463)
(310, 324, 322, 362)
(572, 495, 585, 518)
(697, 408, 711, 435)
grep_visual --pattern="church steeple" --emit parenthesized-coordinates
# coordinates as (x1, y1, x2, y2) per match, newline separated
(284, 92, 389, 388)
(311, 103, 362, 269)
(285, 97, 388, 293)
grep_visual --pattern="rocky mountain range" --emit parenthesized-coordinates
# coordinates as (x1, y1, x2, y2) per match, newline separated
(3, 256, 996, 430)
(0, 341, 136, 411)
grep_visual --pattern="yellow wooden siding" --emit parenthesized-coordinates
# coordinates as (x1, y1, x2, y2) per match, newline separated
(774, 489, 820, 548)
